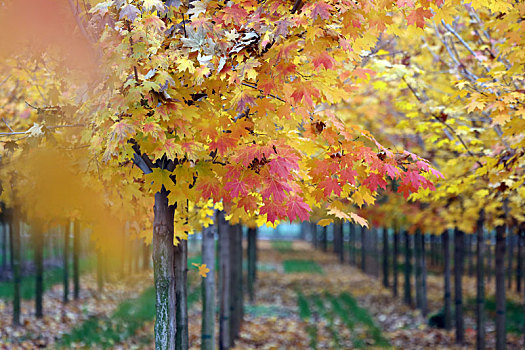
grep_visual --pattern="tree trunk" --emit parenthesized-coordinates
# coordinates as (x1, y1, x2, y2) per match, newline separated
(152, 189, 176, 350)
(63, 222, 70, 303)
(393, 227, 399, 297)
(175, 239, 188, 350)
(487, 232, 493, 284)
(247, 227, 257, 303)
(476, 210, 485, 350)
(420, 233, 428, 316)
(454, 228, 465, 344)
(10, 211, 21, 326)
(34, 225, 44, 318)
(467, 234, 474, 277)
(335, 223, 344, 263)
(507, 230, 514, 290)
(495, 223, 506, 350)
(229, 224, 243, 342)
(403, 231, 412, 306)
(321, 225, 327, 252)
(382, 227, 389, 288)
(517, 231, 523, 293)
(415, 230, 422, 310)
(312, 223, 318, 249)
(443, 229, 452, 331)
(201, 223, 216, 350)
(217, 211, 230, 350)
(1, 212, 7, 277)
(361, 227, 366, 272)
(73, 220, 80, 299)
(349, 224, 355, 266)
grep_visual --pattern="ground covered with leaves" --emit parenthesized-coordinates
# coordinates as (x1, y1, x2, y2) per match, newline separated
(1, 240, 524, 349)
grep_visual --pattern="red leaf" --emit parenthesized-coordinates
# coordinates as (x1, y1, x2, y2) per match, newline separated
(262, 175, 292, 201)
(260, 200, 286, 223)
(310, 2, 333, 20)
(319, 177, 342, 197)
(384, 164, 400, 180)
(224, 178, 249, 198)
(287, 196, 311, 222)
(312, 51, 336, 70)
(339, 168, 357, 186)
(363, 173, 387, 191)
(407, 7, 433, 29)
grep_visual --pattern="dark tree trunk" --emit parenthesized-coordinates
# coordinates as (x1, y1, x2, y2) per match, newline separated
(312, 223, 318, 249)
(443, 229, 452, 330)
(201, 222, 216, 350)
(487, 231, 493, 284)
(10, 211, 21, 326)
(454, 228, 465, 344)
(507, 230, 514, 290)
(361, 227, 366, 272)
(152, 189, 176, 350)
(415, 231, 422, 309)
(349, 224, 355, 266)
(467, 234, 474, 277)
(495, 223, 506, 350)
(393, 227, 399, 297)
(218, 211, 231, 350)
(230, 224, 243, 343)
(476, 210, 485, 350)
(430, 234, 436, 266)
(420, 233, 428, 316)
(175, 239, 188, 350)
(517, 231, 523, 293)
(404, 231, 412, 306)
(382, 227, 389, 288)
(247, 227, 257, 303)
(1, 212, 7, 276)
(63, 222, 70, 303)
(321, 225, 327, 252)
(73, 220, 80, 299)
(34, 225, 44, 318)
(335, 223, 344, 263)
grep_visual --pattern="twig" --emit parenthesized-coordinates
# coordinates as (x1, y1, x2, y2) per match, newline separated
(241, 82, 286, 103)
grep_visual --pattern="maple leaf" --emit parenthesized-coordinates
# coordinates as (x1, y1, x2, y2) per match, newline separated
(397, 0, 414, 7)
(192, 263, 209, 278)
(221, 4, 248, 25)
(407, 8, 433, 29)
(312, 51, 336, 70)
(224, 178, 249, 198)
(310, 2, 333, 21)
(287, 196, 311, 222)
(339, 168, 357, 185)
(210, 134, 237, 155)
(143, 0, 165, 12)
(291, 84, 321, 107)
(260, 200, 286, 223)
(119, 4, 140, 21)
(319, 177, 342, 197)
(384, 164, 400, 180)
(145, 168, 176, 194)
(350, 212, 368, 227)
(363, 173, 387, 191)
(269, 157, 297, 179)
(317, 218, 333, 226)
(262, 176, 292, 201)
(176, 57, 195, 74)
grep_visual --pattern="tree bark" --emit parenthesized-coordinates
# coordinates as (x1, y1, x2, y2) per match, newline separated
(175, 239, 188, 350)
(349, 224, 355, 266)
(229, 224, 243, 342)
(217, 211, 230, 350)
(34, 224, 44, 318)
(321, 225, 327, 252)
(63, 222, 70, 303)
(420, 232, 428, 316)
(152, 189, 176, 350)
(507, 230, 514, 290)
(312, 223, 318, 249)
(1, 211, 7, 276)
(10, 210, 21, 326)
(516, 231, 522, 293)
(393, 227, 399, 297)
(495, 223, 506, 350)
(476, 210, 485, 350)
(335, 223, 344, 263)
(382, 227, 389, 288)
(73, 220, 80, 299)
(201, 223, 216, 350)
(415, 230, 422, 310)
(403, 231, 412, 306)
(443, 229, 452, 330)
(247, 227, 257, 303)
(487, 231, 493, 284)
(361, 226, 366, 272)
(454, 228, 465, 344)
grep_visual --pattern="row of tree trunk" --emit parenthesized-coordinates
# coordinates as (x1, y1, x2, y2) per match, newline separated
(311, 218, 521, 350)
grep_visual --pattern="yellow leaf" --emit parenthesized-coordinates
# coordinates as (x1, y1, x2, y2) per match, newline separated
(350, 212, 368, 228)
(192, 263, 210, 278)
(317, 218, 333, 227)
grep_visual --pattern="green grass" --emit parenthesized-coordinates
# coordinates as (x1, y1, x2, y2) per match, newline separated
(283, 259, 323, 274)
(0, 257, 95, 300)
(272, 240, 294, 253)
(60, 280, 201, 348)
(465, 296, 524, 334)
(297, 292, 390, 349)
